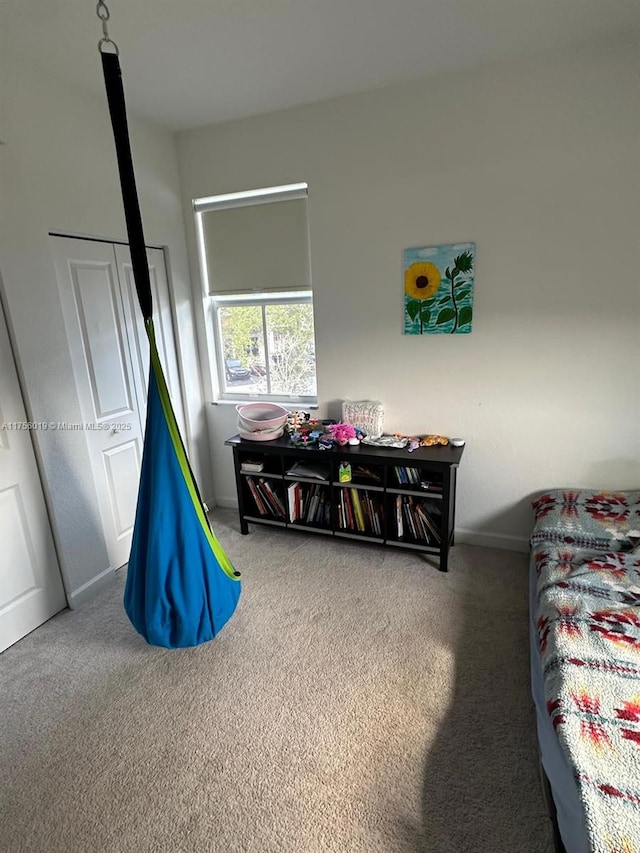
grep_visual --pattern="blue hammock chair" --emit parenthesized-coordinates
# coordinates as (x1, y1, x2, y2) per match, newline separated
(100, 49, 241, 649)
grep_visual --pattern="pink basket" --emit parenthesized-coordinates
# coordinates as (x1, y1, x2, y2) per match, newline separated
(236, 403, 289, 441)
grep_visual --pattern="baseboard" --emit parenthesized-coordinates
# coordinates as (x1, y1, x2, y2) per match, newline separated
(66, 566, 116, 609)
(455, 528, 529, 554)
(215, 496, 239, 509)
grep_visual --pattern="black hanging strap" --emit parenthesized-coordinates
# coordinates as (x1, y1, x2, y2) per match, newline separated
(101, 51, 153, 321)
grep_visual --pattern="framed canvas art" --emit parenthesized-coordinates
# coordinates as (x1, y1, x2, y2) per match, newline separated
(403, 242, 475, 335)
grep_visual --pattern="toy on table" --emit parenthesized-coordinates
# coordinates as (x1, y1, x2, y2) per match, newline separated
(393, 433, 450, 451)
(328, 422, 357, 446)
(286, 410, 324, 447)
(421, 434, 449, 447)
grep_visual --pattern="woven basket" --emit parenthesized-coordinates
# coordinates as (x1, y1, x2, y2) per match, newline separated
(236, 403, 289, 441)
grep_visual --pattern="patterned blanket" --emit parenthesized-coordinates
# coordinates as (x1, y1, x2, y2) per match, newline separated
(531, 490, 640, 853)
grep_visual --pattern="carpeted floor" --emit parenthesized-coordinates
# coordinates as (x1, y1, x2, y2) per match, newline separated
(0, 508, 553, 853)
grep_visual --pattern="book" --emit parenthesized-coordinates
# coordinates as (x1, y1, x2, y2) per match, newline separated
(240, 459, 264, 473)
(254, 480, 274, 517)
(419, 480, 443, 492)
(344, 489, 355, 530)
(414, 506, 429, 542)
(286, 461, 330, 480)
(351, 489, 365, 532)
(287, 482, 300, 522)
(259, 478, 286, 519)
(403, 500, 417, 539)
(362, 490, 377, 535)
(306, 485, 321, 523)
(246, 477, 267, 515)
(352, 466, 382, 483)
(416, 504, 441, 543)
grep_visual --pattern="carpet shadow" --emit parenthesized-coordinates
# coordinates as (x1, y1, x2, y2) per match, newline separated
(418, 547, 554, 853)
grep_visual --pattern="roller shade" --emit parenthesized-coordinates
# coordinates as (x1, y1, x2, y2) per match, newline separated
(197, 187, 311, 296)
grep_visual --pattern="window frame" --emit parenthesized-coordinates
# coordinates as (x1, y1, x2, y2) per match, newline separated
(208, 290, 318, 405)
(194, 182, 317, 406)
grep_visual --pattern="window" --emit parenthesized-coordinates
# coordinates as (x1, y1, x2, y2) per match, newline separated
(194, 183, 317, 403)
(213, 291, 316, 399)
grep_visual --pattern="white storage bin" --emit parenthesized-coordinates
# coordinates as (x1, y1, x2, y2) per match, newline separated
(342, 400, 384, 438)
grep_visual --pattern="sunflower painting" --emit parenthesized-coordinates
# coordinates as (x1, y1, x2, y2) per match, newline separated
(403, 243, 475, 335)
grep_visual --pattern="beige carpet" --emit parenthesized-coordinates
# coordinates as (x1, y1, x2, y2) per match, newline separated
(0, 508, 553, 853)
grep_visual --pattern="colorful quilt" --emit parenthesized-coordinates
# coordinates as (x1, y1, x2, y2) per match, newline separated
(532, 490, 640, 853)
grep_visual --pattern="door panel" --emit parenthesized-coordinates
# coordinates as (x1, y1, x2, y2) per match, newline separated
(1, 485, 38, 602)
(52, 237, 144, 570)
(70, 259, 137, 419)
(0, 300, 66, 651)
(103, 439, 141, 539)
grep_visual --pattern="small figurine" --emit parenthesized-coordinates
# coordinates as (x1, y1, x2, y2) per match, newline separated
(339, 462, 352, 482)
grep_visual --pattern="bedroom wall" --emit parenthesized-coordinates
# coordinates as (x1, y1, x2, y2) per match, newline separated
(0, 57, 206, 600)
(178, 38, 640, 551)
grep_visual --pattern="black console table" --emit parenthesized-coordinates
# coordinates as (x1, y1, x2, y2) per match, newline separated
(225, 434, 464, 571)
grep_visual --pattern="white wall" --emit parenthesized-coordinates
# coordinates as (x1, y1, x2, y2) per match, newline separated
(0, 57, 207, 600)
(177, 40, 640, 550)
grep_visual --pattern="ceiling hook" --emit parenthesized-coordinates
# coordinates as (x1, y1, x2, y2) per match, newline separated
(96, 1, 119, 55)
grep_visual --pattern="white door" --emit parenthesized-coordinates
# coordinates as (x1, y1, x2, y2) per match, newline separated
(115, 244, 186, 436)
(0, 299, 66, 652)
(51, 236, 187, 572)
(52, 237, 145, 570)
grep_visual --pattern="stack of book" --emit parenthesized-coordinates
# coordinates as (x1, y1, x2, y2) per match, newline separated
(285, 461, 330, 480)
(337, 488, 383, 536)
(245, 477, 286, 519)
(240, 459, 264, 474)
(393, 466, 420, 485)
(287, 482, 330, 526)
(392, 466, 443, 493)
(395, 495, 441, 543)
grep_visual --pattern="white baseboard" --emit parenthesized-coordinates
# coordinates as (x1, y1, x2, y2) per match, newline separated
(215, 496, 239, 509)
(66, 566, 116, 609)
(455, 528, 529, 554)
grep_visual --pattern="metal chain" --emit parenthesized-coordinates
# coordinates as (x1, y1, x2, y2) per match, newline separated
(96, 0, 119, 54)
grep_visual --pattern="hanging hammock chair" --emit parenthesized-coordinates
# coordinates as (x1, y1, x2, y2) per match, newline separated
(97, 3, 241, 649)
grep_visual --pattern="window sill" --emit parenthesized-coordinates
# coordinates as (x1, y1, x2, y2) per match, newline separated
(210, 400, 318, 409)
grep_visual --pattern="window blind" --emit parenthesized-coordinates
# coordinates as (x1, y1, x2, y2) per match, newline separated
(196, 185, 311, 296)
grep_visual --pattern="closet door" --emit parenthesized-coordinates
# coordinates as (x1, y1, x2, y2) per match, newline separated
(52, 237, 145, 570)
(114, 244, 186, 437)
(0, 299, 66, 651)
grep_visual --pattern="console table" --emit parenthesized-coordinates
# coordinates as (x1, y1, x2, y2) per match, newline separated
(225, 434, 464, 571)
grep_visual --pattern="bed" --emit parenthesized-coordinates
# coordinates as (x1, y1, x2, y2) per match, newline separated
(529, 489, 640, 853)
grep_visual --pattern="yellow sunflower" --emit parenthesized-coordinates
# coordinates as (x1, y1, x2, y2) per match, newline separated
(405, 262, 441, 300)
